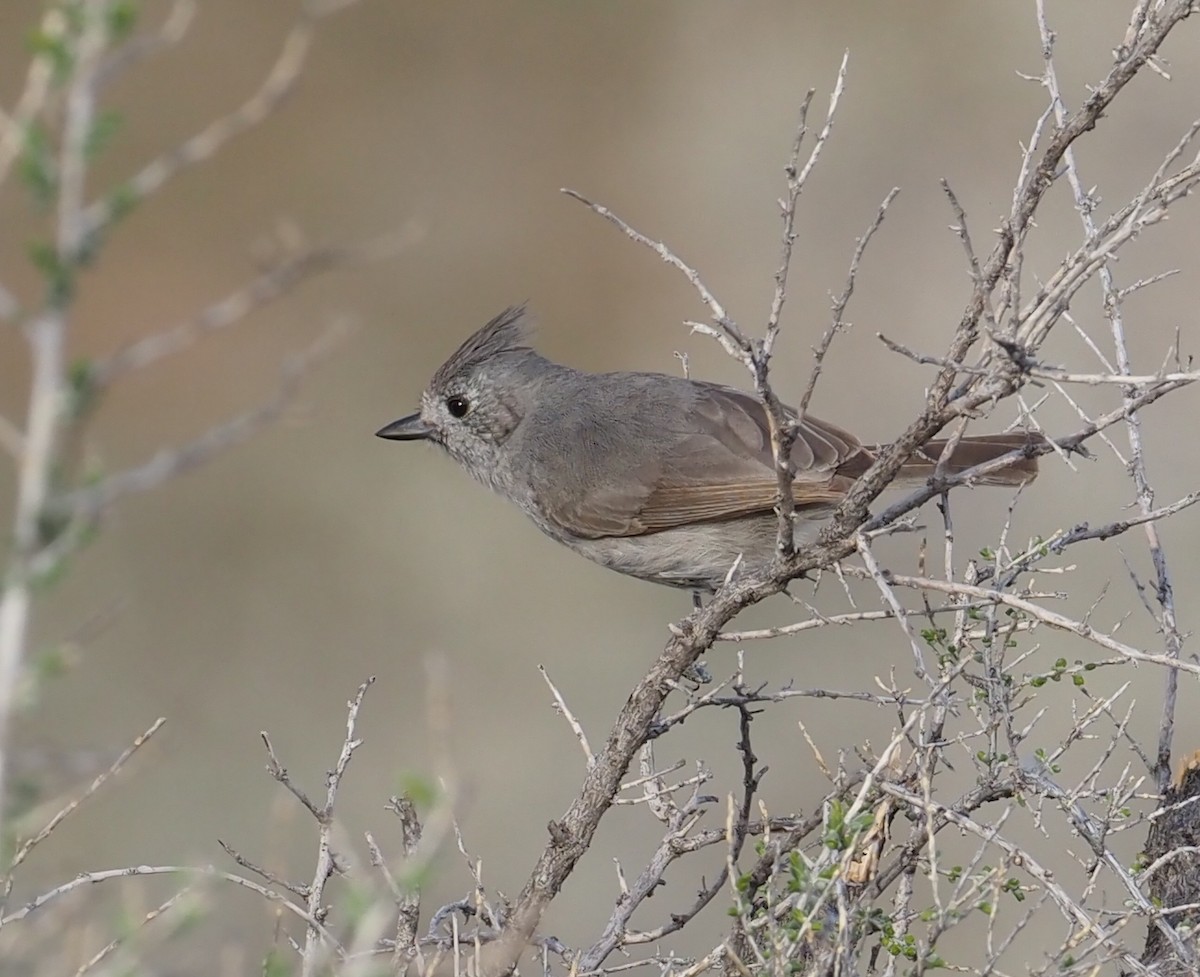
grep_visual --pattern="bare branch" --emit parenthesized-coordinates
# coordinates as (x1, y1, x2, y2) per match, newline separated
(2, 864, 341, 948)
(56, 320, 351, 524)
(3, 715, 166, 912)
(541, 665, 594, 769)
(796, 186, 900, 417)
(298, 677, 374, 977)
(0, 8, 58, 188)
(560, 188, 749, 358)
(81, 16, 314, 240)
(93, 0, 196, 91)
(88, 226, 421, 388)
(73, 884, 199, 977)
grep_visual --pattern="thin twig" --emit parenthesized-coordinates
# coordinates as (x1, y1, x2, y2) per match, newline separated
(6, 716, 166, 878)
(560, 188, 749, 357)
(298, 677, 375, 977)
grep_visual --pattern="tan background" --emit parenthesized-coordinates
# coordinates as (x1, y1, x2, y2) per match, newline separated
(1, 1, 1198, 971)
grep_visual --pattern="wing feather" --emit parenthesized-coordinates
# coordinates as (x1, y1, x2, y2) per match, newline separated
(544, 382, 869, 539)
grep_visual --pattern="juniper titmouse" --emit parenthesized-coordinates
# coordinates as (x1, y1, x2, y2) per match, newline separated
(377, 307, 1040, 592)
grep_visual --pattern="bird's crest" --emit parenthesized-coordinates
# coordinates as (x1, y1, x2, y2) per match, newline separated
(433, 305, 533, 388)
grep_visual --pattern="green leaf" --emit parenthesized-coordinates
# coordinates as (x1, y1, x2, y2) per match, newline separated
(85, 109, 123, 160)
(27, 26, 73, 83)
(36, 645, 73, 681)
(18, 124, 57, 207)
(106, 1, 139, 39)
(397, 772, 440, 810)
(27, 240, 74, 306)
(339, 881, 374, 924)
(261, 948, 290, 977)
(107, 181, 140, 222)
(68, 358, 98, 418)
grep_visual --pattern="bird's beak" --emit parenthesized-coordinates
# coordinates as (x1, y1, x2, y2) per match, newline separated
(375, 413, 434, 441)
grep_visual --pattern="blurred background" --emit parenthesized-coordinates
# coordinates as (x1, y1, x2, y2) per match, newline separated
(0, 1, 1197, 972)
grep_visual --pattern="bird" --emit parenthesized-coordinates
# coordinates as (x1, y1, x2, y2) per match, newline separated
(377, 306, 1040, 594)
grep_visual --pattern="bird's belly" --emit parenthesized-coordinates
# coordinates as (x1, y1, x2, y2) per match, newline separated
(561, 509, 832, 591)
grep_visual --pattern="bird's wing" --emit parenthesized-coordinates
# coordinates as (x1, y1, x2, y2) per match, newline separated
(545, 383, 870, 539)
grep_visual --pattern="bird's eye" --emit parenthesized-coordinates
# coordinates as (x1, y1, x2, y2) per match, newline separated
(445, 395, 470, 418)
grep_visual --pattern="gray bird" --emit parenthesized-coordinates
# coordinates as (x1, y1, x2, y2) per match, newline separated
(377, 307, 1039, 593)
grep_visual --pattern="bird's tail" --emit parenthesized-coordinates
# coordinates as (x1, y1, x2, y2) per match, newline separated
(879, 432, 1044, 486)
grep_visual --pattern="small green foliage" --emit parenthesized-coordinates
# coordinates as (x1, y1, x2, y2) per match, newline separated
(68, 357, 98, 418)
(85, 109, 123, 160)
(881, 927, 918, 961)
(35, 644, 72, 681)
(396, 772, 440, 810)
(340, 881, 375, 924)
(0, 826, 17, 866)
(1002, 877, 1025, 902)
(5, 775, 42, 822)
(74, 181, 140, 264)
(861, 907, 889, 934)
(261, 948, 290, 977)
(783, 851, 810, 899)
(1029, 657, 1092, 691)
(32, 512, 98, 590)
(1033, 748, 1061, 774)
(820, 799, 877, 853)
(27, 25, 73, 83)
(27, 240, 74, 306)
(18, 124, 57, 207)
(868, 907, 948, 969)
(112, 903, 142, 942)
(35, 504, 72, 550)
(107, 181, 140, 222)
(397, 859, 433, 893)
(61, 0, 87, 33)
(106, 0, 138, 39)
(168, 896, 207, 939)
(920, 625, 961, 666)
(30, 554, 67, 591)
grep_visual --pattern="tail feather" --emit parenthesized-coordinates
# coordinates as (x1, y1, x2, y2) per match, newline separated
(875, 432, 1043, 486)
